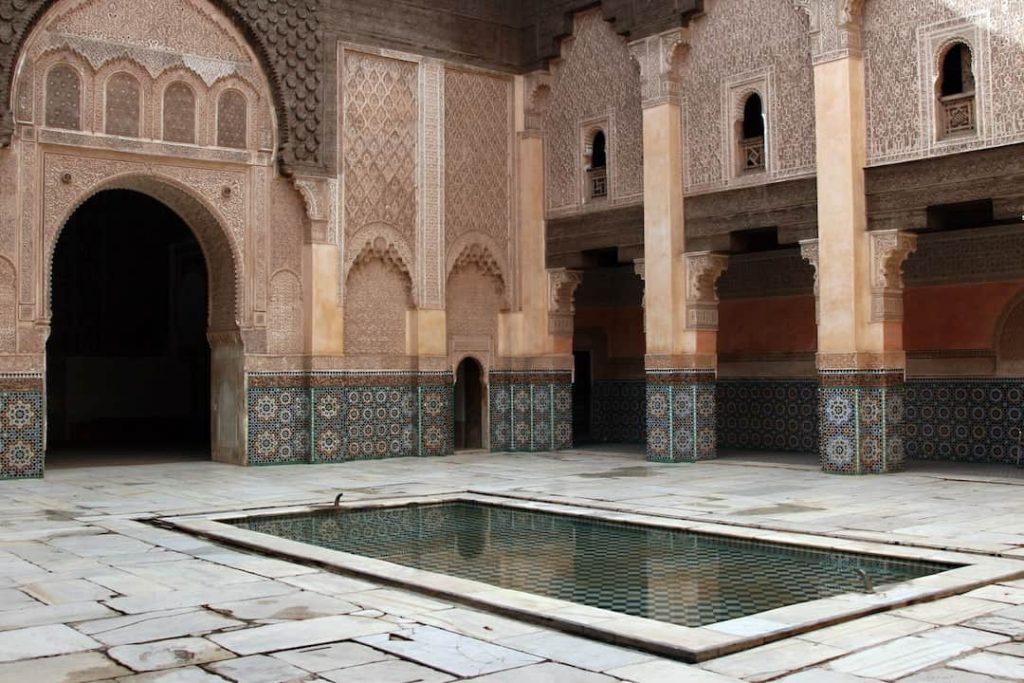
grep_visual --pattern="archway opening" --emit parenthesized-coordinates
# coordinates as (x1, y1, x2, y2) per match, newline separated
(47, 190, 211, 463)
(455, 357, 484, 451)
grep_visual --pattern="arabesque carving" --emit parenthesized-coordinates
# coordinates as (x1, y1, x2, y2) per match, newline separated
(629, 27, 687, 108)
(869, 229, 918, 322)
(685, 251, 729, 330)
(547, 268, 583, 337)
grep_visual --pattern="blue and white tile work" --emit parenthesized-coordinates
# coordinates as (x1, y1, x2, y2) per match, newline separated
(0, 374, 44, 480)
(646, 370, 716, 463)
(247, 371, 453, 466)
(489, 371, 572, 452)
(717, 380, 818, 454)
(818, 370, 906, 475)
(905, 378, 1024, 464)
(591, 380, 646, 443)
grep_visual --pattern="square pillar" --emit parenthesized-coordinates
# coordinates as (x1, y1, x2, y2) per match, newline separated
(819, 370, 906, 474)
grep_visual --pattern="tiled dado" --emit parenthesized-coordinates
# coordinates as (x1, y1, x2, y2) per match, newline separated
(819, 370, 906, 475)
(0, 374, 44, 480)
(905, 378, 1024, 464)
(489, 371, 573, 452)
(592, 380, 646, 444)
(646, 370, 716, 463)
(247, 372, 453, 466)
(717, 380, 819, 454)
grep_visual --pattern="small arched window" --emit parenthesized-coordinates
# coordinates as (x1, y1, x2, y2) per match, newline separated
(163, 82, 196, 144)
(105, 72, 141, 137)
(937, 42, 976, 138)
(586, 128, 608, 200)
(45, 65, 81, 131)
(217, 89, 247, 149)
(739, 93, 766, 172)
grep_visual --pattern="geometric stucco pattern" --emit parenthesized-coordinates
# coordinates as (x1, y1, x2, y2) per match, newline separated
(341, 50, 418, 255)
(0, 0, 323, 171)
(544, 9, 643, 216)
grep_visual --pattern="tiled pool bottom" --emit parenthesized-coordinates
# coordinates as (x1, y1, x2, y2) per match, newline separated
(228, 502, 946, 628)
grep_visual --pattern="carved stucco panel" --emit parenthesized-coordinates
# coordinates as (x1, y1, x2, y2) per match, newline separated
(444, 68, 512, 278)
(18, 139, 37, 310)
(270, 176, 305, 276)
(0, 148, 17, 264)
(864, 3, 1021, 166)
(418, 59, 443, 310)
(447, 266, 503, 362)
(344, 257, 411, 357)
(268, 269, 302, 355)
(341, 50, 418, 255)
(0, 257, 15, 351)
(544, 9, 643, 215)
(678, 0, 815, 194)
(251, 163, 269, 314)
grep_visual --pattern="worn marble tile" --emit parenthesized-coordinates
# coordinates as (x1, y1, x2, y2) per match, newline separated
(345, 589, 453, 617)
(107, 637, 233, 672)
(497, 630, 651, 672)
(0, 623, 101, 663)
(701, 639, 844, 682)
(82, 608, 243, 646)
(0, 588, 39, 612)
(319, 659, 454, 683)
(892, 596, 1005, 626)
(416, 607, 541, 642)
(962, 614, 1024, 638)
(899, 669, 1007, 683)
(827, 636, 973, 680)
(277, 572, 377, 596)
(50, 535, 156, 558)
(356, 625, 542, 677)
(210, 615, 396, 655)
(0, 651, 130, 683)
(463, 662, 620, 682)
(795, 614, 931, 650)
(987, 641, 1024, 657)
(777, 670, 882, 683)
(272, 642, 391, 673)
(115, 665, 232, 682)
(0, 600, 117, 631)
(209, 591, 357, 622)
(22, 578, 119, 605)
(106, 580, 297, 615)
(949, 652, 1024, 680)
(194, 551, 319, 579)
(606, 659, 741, 682)
(207, 654, 317, 682)
(917, 625, 1010, 648)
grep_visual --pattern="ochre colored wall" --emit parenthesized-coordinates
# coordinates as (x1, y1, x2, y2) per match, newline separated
(575, 307, 645, 359)
(904, 281, 1024, 351)
(718, 296, 817, 355)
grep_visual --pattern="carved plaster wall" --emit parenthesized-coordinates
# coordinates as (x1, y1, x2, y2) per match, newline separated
(543, 9, 643, 216)
(863, 2, 1024, 165)
(343, 257, 412, 359)
(447, 265, 504, 372)
(678, 0, 816, 194)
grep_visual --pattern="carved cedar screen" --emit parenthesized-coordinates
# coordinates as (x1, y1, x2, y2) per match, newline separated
(163, 82, 196, 144)
(217, 89, 247, 149)
(105, 72, 141, 137)
(45, 65, 81, 131)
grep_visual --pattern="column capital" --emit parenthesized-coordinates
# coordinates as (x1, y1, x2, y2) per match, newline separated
(629, 28, 688, 108)
(293, 176, 338, 245)
(799, 238, 820, 322)
(684, 251, 729, 331)
(547, 268, 583, 338)
(869, 229, 918, 322)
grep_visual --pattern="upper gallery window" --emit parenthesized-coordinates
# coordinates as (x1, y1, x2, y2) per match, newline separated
(216, 89, 247, 149)
(45, 64, 82, 131)
(105, 72, 141, 137)
(586, 129, 607, 200)
(937, 42, 976, 139)
(739, 93, 766, 173)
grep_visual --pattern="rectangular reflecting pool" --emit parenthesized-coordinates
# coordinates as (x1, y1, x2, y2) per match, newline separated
(228, 501, 950, 628)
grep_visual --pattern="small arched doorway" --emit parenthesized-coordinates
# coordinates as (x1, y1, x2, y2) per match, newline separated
(455, 357, 485, 450)
(47, 190, 211, 463)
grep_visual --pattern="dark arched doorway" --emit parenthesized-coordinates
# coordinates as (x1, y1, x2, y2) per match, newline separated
(455, 357, 484, 450)
(47, 190, 211, 462)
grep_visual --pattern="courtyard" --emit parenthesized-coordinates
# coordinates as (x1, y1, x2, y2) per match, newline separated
(0, 450, 1021, 682)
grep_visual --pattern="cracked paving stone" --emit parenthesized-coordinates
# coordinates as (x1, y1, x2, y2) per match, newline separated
(107, 636, 234, 672)
(0, 651, 131, 682)
(207, 654, 319, 682)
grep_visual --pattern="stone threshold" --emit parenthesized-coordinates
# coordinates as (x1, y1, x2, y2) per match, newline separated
(157, 492, 1024, 664)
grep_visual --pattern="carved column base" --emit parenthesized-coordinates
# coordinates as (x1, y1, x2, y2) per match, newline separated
(646, 370, 717, 463)
(819, 370, 906, 474)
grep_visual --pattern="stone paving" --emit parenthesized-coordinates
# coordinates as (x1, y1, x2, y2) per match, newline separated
(0, 449, 1021, 682)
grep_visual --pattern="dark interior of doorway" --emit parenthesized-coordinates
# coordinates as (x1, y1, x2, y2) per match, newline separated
(573, 350, 592, 443)
(47, 190, 210, 461)
(455, 357, 484, 450)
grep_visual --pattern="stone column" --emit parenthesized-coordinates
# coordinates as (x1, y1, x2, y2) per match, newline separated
(294, 177, 344, 356)
(810, 5, 917, 474)
(632, 29, 727, 462)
